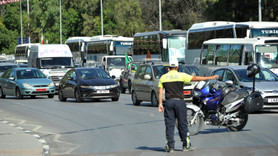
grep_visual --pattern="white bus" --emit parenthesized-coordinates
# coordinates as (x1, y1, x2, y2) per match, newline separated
(65, 37, 91, 67)
(28, 44, 75, 89)
(14, 44, 39, 65)
(199, 37, 278, 76)
(85, 35, 133, 65)
(185, 21, 278, 65)
(133, 30, 187, 62)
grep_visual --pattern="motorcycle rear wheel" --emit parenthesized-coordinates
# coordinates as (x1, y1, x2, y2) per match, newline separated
(228, 108, 248, 131)
(187, 108, 203, 135)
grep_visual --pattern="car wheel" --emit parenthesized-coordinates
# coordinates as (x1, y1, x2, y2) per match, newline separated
(58, 88, 66, 102)
(120, 79, 126, 93)
(0, 87, 6, 98)
(132, 91, 141, 105)
(31, 95, 36, 99)
(48, 94, 54, 98)
(151, 91, 158, 107)
(112, 97, 119, 101)
(128, 81, 132, 94)
(16, 88, 23, 99)
(75, 88, 83, 102)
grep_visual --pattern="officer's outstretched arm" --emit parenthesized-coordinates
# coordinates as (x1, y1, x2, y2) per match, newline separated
(191, 75, 219, 81)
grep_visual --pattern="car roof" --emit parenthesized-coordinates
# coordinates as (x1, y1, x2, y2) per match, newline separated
(214, 65, 268, 71)
(74, 67, 102, 70)
(0, 63, 18, 66)
(13, 67, 38, 71)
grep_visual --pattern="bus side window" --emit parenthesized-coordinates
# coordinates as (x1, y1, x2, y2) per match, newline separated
(229, 45, 243, 66)
(215, 45, 229, 66)
(208, 45, 215, 65)
(202, 45, 215, 65)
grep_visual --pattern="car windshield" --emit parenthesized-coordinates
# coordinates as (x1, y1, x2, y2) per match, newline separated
(107, 57, 125, 69)
(186, 66, 200, 76)
(234, 68, 278, 82)
(256, 44, 278, 69)
(153, 65, 169, 79)
(40, 57, 74, 68)
(77, 69, 110, 80)
(0, 65, 17, 72)
(17, 69, 47, 79)
(153, 65, 190, 79)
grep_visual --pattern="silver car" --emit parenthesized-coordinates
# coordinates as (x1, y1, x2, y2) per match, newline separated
(131, 62, 195, 107)
(210, 66, 278, 108)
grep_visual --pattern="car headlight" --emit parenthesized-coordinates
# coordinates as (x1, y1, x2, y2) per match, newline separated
(81, 84, 119, 89)
(193, 91, 201, 97)
(23, 83, 33, 88)
(80, 85, 94, 89)
(48, 82, 55, 87)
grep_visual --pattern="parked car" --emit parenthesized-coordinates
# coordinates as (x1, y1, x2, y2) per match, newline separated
(131, 62, 195, 107)
(0, 63, 18, 76)
(58, 67, 120, 102)
(0, 68, 55, 99)
(181, 65, 200, 76)
(210, 66, 278, 108)
(119, 61, 142, 94)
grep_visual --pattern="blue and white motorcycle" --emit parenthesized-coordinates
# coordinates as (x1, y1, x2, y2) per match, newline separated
(186, 64, 263, 135)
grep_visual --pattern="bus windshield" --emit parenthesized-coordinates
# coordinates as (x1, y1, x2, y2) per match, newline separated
(252, 28, 278, 37)
(40, 57, 74, 69)
(114, 41, 133, 55)
(107, 57, 125, 69)
(168, 36, 186, 62)
(256, 45, 278, 69)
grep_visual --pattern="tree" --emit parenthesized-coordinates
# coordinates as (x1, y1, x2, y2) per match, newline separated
(105, 0, 145, 36)
(0, 23, 17, 55)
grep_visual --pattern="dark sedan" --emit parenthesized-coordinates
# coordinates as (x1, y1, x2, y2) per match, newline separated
(58, 68, 120, 102)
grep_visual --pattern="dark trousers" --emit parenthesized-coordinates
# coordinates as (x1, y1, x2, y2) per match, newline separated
(164, 99, 188, 148)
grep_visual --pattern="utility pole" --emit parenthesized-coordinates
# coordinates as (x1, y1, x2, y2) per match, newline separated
(258, 0, 262, 22)
(60, 0, 62, 44)
(27, 0, 30, 43)
(101, 0, 104, 36)
(159, 0, 162, 31)
(20, 0, 23, 44)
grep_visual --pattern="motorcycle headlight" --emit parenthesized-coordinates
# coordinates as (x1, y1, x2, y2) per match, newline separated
(23, 83, 33, 88)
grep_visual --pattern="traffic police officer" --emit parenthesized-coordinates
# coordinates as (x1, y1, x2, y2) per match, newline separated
(158, 58, 218, 152)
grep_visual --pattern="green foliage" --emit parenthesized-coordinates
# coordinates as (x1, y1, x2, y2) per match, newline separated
(0, 23, 17, 55)
(1, 0, 278, 55)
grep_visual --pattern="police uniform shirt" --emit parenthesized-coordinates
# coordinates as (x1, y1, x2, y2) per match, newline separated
(158, 70, 193, 99)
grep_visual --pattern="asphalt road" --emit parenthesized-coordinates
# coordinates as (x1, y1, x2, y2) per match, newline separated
(0, 93, 278, 156)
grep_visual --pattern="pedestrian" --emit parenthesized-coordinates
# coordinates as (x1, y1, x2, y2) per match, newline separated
(158, 58, 219, 153)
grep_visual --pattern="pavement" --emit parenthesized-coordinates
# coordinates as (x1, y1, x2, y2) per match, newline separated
(0, 120, 48, 156)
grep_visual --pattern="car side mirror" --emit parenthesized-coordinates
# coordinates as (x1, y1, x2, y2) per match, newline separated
(9, 76, 15, 80)
(144, 74, 151, 80)
(111, 75, 116, 79)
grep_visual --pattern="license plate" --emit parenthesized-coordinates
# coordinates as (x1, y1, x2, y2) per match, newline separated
(36, 88, 47, 91)
(268, 98, 278, 103)
(184, 90, 191, 95)
(97, 90, 109, 93)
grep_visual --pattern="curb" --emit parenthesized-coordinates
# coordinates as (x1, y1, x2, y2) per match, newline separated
(0, 119, 50, 156)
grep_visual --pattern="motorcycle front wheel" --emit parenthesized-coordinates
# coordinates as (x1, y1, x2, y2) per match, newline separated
(187, 108, 203, 135)
(228, 107, 248, 131)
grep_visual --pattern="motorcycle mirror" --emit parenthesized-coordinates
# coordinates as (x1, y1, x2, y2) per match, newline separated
(225, 80, 233, 85)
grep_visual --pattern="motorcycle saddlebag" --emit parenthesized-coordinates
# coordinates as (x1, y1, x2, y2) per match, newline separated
(244, 91, 264, 113)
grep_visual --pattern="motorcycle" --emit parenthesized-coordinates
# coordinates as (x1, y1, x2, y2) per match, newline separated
(187, 79, 250, 135)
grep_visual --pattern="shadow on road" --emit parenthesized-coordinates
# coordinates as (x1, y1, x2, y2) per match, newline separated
(136, 146, 165, 152)
(197, 128, 251, 135)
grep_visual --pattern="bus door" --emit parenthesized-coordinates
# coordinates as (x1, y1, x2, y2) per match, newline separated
(243, 44, 253, 65)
